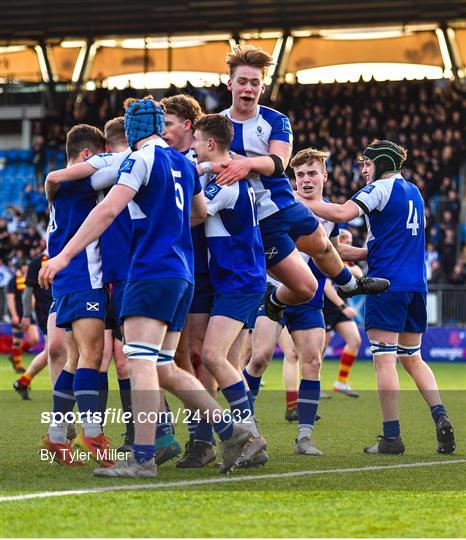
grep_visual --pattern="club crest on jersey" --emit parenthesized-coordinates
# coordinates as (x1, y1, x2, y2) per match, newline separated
(281, 117, 292, 135)
(361, 184, 376, 194)
(256, 125, 263, 135)
(205, 183, 221, 201)
(119, 158, 135, 175)
(86, 302, 100, 311)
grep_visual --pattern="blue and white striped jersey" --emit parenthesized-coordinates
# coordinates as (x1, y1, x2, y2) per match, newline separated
(221, 105, 295, 221)
(203, 176, 266, 294)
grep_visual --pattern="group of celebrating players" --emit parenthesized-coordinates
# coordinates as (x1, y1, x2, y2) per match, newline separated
(10, 44, 456, 478)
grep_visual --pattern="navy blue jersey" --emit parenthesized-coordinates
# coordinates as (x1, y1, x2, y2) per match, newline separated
(352, 174, 427, 293)
(203, 176, 266, 294)
(48, 178, 103, 297)
(88, 150, 132, 283)
(116, 138, 201, 284)
(221, 105, 295, 221)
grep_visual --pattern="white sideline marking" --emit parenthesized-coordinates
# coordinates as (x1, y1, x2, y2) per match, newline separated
(1, 459, 465, 503)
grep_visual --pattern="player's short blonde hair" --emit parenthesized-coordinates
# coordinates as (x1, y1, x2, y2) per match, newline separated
(226, 45, 274, 78)
(290, 148, 330, 171)
(160, 94, 203, 130)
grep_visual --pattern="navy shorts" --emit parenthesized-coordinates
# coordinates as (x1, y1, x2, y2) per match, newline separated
(55, 288, 108, 329)
(259, 201, 320, 268)
(189, 273, 214, 314)
(211, 291, 264, 329)
(283, 304, 325, 332)
(121, 278, 194, 332)
(111, 280, 126, 326)
(365, 291, 427, 334)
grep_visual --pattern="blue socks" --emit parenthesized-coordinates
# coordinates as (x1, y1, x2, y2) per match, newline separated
(430, 404, 447, 424)
(383, 420, 401, 440)
(133, 443, 156, 463)
(73, 367, 101, 438)
(49, 369, 76, 443)
(194, 418, 214, 445)
(243, 368, 261, 400)
(222, 380, 251, 421)
(333, 266, 354, 287)
(297, 379, 320, 440)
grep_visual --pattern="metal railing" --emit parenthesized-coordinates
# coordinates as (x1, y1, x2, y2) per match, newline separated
(428, 285, 466, 326)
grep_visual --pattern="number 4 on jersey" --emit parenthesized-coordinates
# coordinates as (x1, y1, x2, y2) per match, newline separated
(406, 199, 419, 236)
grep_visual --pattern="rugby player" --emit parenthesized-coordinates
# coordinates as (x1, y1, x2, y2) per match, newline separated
(40, 124, 113, 467)
(322, 229, 363, 398)
(306, 139, 456, 454)
(160, 94, 218, 466)
(13, 252, 53, 399)
(192, 114, 267, 466)
(246, 148, 367, 454)
(214, 45, 389, 322)
(40, 97, 251, 477)
(7, 260, 38, 373)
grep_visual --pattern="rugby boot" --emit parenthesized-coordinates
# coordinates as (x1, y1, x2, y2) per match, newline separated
(285, 407, 298, 422)
(94, 454, 157, 478)
(236, 433, 267, 467)
(154, 433, 182, 466)
(436, 415, 456, 454)
(295, 436, 323, 456)
(40, 435, 84, 466)
(176, 436, 194, 466)
(333, 381, 360, 398)
(176, 441, 216, 468)
(73, 431, 115, 467)
(262, 284, 284, 323)
(13, 380, 31, 400)
(238, 448, 269, 468)
(364, 435, 405, 454)
(218, 423, 250, 473)
(338, 277, 390, 299)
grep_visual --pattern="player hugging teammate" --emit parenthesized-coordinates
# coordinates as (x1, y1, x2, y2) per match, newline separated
(34, 44, 454, 479)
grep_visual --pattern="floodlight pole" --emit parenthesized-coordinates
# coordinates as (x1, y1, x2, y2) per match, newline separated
(75, 39, 93, 93)
(440, 25, 460, 79)
(267, 32, 291, 103)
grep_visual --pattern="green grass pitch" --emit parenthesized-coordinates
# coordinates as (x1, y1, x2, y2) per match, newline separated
(1, 354, 465, 537)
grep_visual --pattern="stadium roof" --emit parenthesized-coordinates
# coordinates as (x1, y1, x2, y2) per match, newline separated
(1, 0, 465, 43)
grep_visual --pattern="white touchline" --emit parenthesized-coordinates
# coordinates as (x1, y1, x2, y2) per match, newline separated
(1, 459, 465, 503)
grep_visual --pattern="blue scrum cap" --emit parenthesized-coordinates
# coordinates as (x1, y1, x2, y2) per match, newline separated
(124, 98, 165, 150)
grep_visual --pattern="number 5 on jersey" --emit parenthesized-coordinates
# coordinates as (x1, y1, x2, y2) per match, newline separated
(172, 169, 184, 211)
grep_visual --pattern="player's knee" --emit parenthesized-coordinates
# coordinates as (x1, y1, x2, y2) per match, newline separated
(201, 344, 223, 374)
(47, 338, 66, 364)
(250, 349, 272, 373)
(348, 333, 361, 352)
(301, 354, 321, 378)
(294, 279, 317, 303)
